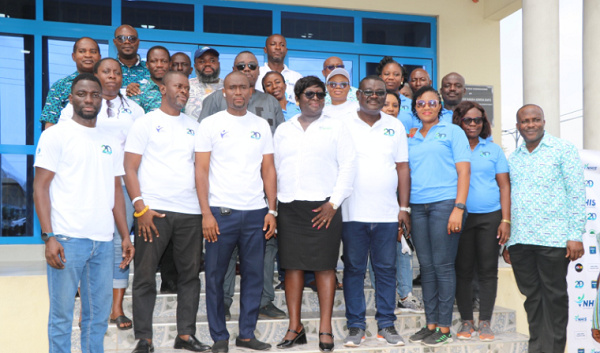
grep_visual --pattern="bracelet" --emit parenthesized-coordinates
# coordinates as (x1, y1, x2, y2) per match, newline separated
(131, 196, 143, 205)
(134, 205, 150, 218)
(501, 219, 511, 225)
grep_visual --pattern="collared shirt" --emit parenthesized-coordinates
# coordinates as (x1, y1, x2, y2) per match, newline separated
(323, 100, 359, 119)
(341, 112, 408, 223)
(274, 114, 356, 206)
(40, 71, 79, 124)
(466, 137, 509, 213)
(256, 63, 303, 103)
(325, 86, 359, 105)
(283, 101, 300, 121)
(129, 79, 162, 113)
(184, 77, 224, 121)
(507, 133, 586, 248)
(118, 55, 151, 87)
(407, 121, 471, 204)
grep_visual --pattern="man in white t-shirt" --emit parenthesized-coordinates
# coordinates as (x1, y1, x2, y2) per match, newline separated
(34, 73, 134, 353)
(255, 34, 302, 102)
(340, 76, 410, 347)
(124, 71, 210, 353)
(196, 71, 277, 353)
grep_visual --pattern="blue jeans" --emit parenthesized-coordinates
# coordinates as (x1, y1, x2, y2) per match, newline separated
(113, 184, 134, 289)
(410, 199, 462, 327)
(342, 222, 397, 330)
(368, 243, 413, 298)
(47, 236, 113, 353)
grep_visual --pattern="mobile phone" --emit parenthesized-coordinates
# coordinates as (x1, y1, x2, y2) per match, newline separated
(401, 223, 415, 252)
(220, 207, 232, 216)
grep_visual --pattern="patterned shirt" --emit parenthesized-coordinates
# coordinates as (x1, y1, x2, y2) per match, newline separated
(184, 77, 223, 121)
(508, 133, 586, 248)
(118, 55, 151, 87)
(129, 79, 162, 113)
(40, 71, 78, 124)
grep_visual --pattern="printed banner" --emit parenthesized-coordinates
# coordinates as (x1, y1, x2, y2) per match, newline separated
(567, 149, 600, 353)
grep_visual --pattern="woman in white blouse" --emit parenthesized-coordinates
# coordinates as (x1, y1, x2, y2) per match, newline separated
(274, 76, 356, 352)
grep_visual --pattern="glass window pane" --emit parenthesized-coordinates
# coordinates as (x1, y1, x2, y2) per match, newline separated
(122, 0, 194, 31)
(288, 56, 354, 84)
(44, 0, 111, 25)
(1, 154, 34, 237)
(0, 0, 35, 19)
(0, 34, 34, 146)
(282, 12, 353, 42)
(362, 18, 431, 48)
(204, 6, 272, 36)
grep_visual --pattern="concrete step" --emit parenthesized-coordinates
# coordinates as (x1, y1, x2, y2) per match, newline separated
(107, 332, 528, 352)
(71, 307, 518, 351)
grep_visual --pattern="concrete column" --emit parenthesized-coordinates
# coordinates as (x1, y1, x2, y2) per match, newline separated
(583, 0, 600, 150)
(522, 0, 560, 136)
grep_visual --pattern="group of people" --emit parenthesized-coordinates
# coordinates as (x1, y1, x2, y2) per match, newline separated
(35, 23, 587, 353)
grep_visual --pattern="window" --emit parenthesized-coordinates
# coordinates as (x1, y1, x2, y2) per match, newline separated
(362, 18, 431, 47)
(122, 0, 194, 31)
(281, 12, 354, 42)
(44, 0, 111, 25)
(204, 6, 272, 36)
(1, 154, 34, 237)
(0, 0, 35, 19)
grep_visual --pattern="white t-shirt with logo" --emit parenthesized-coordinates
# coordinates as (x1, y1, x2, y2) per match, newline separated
(341, 111, 409, 223)
(34, 119, 124, 241)
(125, 109, 201, 214)
(195, 110, 274, 210)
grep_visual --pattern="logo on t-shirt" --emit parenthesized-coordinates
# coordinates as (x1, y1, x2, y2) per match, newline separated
(384, 128, 395, 136)
(121, 107, 132, 114)
(186, 128, 195, 136)
(101, 145, 113, 155)
(250, 131, 262, 140)
(435, 132, 447, 140)
(220, 130, 228, 138)
(36, 147, 41, 155)
(480, 151, 491, 157)
(156, 126, 163, 132)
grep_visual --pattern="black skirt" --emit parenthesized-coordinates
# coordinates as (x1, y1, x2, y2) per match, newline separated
(277, 200, 342, 271)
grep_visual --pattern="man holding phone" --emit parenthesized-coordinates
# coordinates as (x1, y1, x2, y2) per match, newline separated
(195, 71, 277, 353)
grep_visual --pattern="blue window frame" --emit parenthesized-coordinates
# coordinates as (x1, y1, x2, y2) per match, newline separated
(0, 0, 436, 244)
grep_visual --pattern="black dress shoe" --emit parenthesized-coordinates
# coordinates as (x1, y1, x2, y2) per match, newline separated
(132, 339, 154, 353)
(319, 332, 334, 352)
(277, 326, 307, 349)
(235, 337, 272, 350)
(174, 335, 211, 352)
(212, 340, 229, 353)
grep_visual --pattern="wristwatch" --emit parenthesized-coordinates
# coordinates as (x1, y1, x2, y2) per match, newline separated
(268, 209, 278, 217)
(400, 207, 411, 214)
(329, 202, 339, 210)
(41, 232, 55, 242)
(454, 203, 466, 211)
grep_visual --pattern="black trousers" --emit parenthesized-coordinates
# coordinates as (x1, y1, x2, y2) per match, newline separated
(132, 211, 202, 339)
(509, 244, 569, 353)
(455, 210, 501, 321)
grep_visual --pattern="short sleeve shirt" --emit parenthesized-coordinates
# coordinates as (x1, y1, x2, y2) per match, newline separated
(195, 110, 274, 210)
(466, 137, 509, 213)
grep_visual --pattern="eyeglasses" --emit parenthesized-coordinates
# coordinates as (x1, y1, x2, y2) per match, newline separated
(358, 89, 386, 97)
(303, 91, 327, 100)
(114, 35, 138, 43)
(323, 64, 345, 71)
(415, 100, 439, 108)
(327, 82, 349, 89)
(235, 63, 258, 71)
(462, 117, 483, 125)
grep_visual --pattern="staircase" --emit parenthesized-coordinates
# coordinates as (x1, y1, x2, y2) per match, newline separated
(71, 272, 529, 352)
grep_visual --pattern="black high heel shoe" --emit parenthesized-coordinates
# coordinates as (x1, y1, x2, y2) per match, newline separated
(319, 332, 334, 352)
(277, 326, 307, 349)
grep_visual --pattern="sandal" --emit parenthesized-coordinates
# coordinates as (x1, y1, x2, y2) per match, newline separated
(110, 315, 133, 330)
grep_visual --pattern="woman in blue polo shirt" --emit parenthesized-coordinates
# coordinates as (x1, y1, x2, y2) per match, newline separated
(452, 101, 510, 342)
(407, 86, 471, 347)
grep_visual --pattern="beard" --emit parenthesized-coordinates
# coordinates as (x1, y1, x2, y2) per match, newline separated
(198, 67, 221, 84)
(75, 105, 100, 120)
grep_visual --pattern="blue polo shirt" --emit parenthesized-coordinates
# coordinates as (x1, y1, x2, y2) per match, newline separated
(466, 137, 509, 213)
(283, 101, 300, 121)
(398, 95, 413, 132)
(408, 122, 470, 204)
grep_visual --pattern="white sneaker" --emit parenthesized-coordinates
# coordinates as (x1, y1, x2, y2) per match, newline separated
(394, 293, 425, 313)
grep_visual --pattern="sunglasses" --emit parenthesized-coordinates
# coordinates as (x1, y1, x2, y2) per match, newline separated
(323, 64, 345, 71)
(114, 35, 138, 43)
(462, 117, 483, 125)
(415, 100, 439, 108)
(327, 82, 349, 89)
(235, 63, 258, 71)
(303, 91, 327, 100)
(358, 89, 386, 97)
